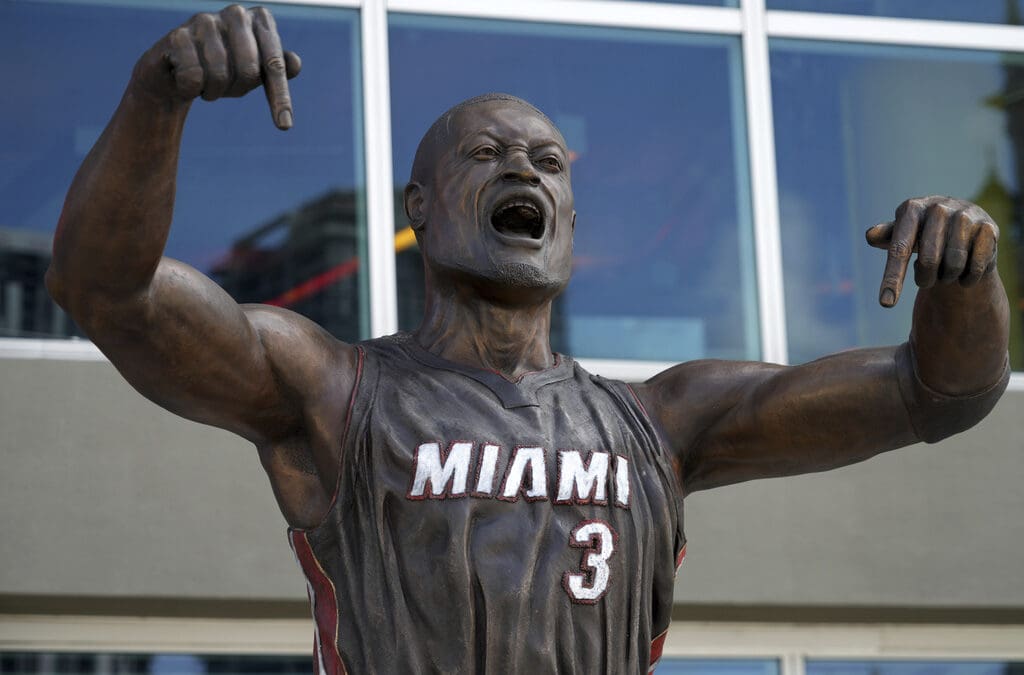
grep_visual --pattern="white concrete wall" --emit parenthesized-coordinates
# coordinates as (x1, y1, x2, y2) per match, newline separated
(1, 358, 1021, 612)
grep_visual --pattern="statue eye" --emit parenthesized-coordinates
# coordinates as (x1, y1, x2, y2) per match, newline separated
(473, 146, 499, 160)
(538, 156, 563, 172)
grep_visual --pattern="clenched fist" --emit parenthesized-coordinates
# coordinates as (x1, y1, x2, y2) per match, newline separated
(866, 196, 999, 307)
(131, 4, 301, 129)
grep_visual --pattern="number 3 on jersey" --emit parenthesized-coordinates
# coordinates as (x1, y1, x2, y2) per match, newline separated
(563, 519, 618, 603)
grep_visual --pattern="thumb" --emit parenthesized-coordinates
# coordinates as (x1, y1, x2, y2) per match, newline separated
(284, 51, 302, 80)
(865, 221, 894, 250)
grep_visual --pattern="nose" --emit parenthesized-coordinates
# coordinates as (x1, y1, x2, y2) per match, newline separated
(502, 151, 541, 186)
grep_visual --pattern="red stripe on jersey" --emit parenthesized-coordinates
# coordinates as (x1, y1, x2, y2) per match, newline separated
(290, 531, 347, 675)
(649, 627, 669, 671)
(648, 544, 688, 671)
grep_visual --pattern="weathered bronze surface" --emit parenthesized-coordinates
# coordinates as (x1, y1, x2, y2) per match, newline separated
(47, 1, 1010, 657)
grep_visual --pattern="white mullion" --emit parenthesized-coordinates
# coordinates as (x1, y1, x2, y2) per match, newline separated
(783, 650, 807, 675)
(361, 0, 399, 338)
(741, 0, 788, 365)
(386, 0, 743, 34)
(767, 10, 1024, 53)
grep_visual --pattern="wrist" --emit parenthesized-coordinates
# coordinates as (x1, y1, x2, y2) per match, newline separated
(127, 49, 193, 114)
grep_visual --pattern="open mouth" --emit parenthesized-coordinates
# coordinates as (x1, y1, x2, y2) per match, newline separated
(490, 197, 545, 240)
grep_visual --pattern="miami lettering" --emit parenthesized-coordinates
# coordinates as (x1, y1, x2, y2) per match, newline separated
(407, 441, 630, 509)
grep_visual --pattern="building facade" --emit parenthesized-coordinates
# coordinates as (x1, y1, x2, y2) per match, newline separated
(1, 0, 1023, 673)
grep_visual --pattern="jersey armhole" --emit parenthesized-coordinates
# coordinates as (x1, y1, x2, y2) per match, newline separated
(289, 345, 366, 535)
(624, 382, 689, 554)
(624, 382, 686, 489)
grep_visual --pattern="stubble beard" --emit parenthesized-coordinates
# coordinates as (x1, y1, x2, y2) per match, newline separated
(432, 258, 569, 303)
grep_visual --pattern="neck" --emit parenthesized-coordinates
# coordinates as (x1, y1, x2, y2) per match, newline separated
(414, 281, 556, 380)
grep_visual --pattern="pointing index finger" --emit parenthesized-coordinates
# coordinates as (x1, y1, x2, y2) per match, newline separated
(879, 200, 924, 308)
(251, 8, 292, 129)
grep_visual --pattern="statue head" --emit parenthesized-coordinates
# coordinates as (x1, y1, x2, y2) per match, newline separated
(404, 94, 576, 306)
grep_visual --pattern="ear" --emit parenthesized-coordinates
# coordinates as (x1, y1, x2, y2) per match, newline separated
(571, 210, 576, 232)
(404, 182, 427, 231)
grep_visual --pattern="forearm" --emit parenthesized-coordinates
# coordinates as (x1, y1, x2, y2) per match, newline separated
(48, 77, 190, 309)
(896, 270, 1010, 443)
(910, 270, 1010, 394)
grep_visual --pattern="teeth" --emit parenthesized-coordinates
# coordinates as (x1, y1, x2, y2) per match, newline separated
(497, 199, 541, 218)
(492, 197, 545, 239)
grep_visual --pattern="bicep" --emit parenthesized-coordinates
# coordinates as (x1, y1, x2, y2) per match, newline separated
(639, 347, 917, 494)
(82, 257, 318, 443)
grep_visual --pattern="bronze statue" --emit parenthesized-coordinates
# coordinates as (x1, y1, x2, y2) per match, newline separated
(47, 6, 1010, 673)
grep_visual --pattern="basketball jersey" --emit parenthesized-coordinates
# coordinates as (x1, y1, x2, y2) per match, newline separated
(288, 333, 687, 674)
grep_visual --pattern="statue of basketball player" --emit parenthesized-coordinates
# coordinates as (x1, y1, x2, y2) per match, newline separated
(47, 6, 1010, 674)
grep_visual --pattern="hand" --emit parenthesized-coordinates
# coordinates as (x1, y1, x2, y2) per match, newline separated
(866, 196, 999, 307)
(132, 5, 301, 129)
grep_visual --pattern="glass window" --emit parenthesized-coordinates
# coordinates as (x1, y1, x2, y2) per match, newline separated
(766, 0, 1024, 25)
(658, 658, 781, 675)
(389, 16, 757, 362)
(0, 1, 367, 342)
(807, 660, 1024, 675)
(771, 41, 1024, 369)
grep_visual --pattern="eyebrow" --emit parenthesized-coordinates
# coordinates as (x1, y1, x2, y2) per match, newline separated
(460, 132, 567, 154)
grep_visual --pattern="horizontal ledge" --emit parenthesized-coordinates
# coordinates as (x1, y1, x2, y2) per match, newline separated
(673, 602, 1024, 626)
(4, 610, 1024, 657)
(387, 0, 743, 34)
(0, 594, 307, 620)
(1, 338, 1019, 391)
(766, 10, 1024, 52)
(0, 338, 104, 361)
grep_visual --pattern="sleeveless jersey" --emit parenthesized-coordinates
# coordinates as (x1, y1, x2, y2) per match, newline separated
(288, 333, 686, 674)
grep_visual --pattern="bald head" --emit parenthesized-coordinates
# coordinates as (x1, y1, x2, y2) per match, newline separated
(410, 93, 562, 187)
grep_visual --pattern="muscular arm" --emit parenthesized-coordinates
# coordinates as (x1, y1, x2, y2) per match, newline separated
(637, 197, 1010, 495)
(46, 7, 354, 451)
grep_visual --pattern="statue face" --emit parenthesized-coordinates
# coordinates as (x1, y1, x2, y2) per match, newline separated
(411, 100, 576, 304)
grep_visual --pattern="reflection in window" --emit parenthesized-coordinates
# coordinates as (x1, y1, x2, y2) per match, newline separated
(0, 1, 366, 342)
(807, 660, 1024, 675)
(658, 658, 781, 675)
(772, 41, 1024, 368)
(766, 0, 1024, 25)
(389, 16, 757, 362)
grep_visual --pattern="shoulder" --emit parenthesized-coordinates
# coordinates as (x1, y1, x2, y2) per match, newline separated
(635, 358, 780, 412)
(242, 304, 361, 429)
(631, 358, 783, 451)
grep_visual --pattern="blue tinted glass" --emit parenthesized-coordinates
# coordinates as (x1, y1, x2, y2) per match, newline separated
(771, 41, 1024, 368)
(767, 0, 1024, 24)
(1, 1, 366, 341)
(389, 16, 757, 362)
(808, 661, 1024, 675)
(659, 658, 781, 675)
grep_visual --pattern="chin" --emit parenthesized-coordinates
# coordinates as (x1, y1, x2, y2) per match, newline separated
(436, 259, 567, 302)
(491, 262, 562, 288)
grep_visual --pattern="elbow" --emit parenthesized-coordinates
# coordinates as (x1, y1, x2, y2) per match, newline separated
(896, 342, 1010, 443)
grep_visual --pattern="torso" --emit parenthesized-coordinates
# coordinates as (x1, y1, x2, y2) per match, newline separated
(288, 333, 686, 674)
